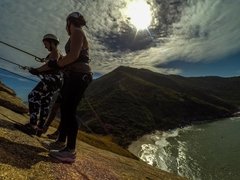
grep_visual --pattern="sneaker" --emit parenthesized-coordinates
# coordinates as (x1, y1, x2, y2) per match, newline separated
(14, 123, 37, 136)
(41, 140, 66, 150)
(49, 148, 76, 163)
(47, 130, 59, 140)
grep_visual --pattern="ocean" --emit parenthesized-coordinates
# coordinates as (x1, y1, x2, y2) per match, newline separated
(0, 68, 37, 102)
(128, 117, 240, 180)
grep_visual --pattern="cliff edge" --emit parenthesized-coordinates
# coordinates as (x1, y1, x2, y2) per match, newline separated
(0, 81, 185, 179)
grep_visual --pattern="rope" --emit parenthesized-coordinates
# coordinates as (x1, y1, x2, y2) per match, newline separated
(84, 98, 110, 135)
(0, 67, 38, 83)
(0, 40, 43, 62)
(0, 56, 29, 70)
(76, 116, 94, 133)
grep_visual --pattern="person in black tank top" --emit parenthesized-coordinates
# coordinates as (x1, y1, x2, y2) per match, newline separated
(46, 12, 92, 163)
(42, 38, 91, 139)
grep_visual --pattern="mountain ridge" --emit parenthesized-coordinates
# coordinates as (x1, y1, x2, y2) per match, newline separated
(79, 66, 240, 146)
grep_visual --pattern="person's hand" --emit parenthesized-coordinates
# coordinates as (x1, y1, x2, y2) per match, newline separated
(29, 68, 40, 75)
(47, 60, 60, 69)
(40, 58, 46, 62)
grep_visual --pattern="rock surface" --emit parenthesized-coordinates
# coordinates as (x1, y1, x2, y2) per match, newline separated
(0, 106, 185, 179)
(0, 82, 28, 113)
(0, 81, 185, 179)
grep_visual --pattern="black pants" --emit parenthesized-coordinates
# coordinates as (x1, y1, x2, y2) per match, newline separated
(58, 72, 92, 150)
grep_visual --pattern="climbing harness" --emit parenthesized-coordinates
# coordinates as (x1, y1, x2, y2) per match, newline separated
(0, 40, 43, 62)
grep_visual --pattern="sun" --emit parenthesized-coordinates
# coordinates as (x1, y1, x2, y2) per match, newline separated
(124, 0, 152, 30)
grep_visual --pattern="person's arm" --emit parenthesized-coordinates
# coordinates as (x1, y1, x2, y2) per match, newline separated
(36, 50, 60, 72)
(57, 28, 84, 67)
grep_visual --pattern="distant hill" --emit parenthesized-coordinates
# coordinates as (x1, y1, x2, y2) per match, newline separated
(78, 66, 240, 146)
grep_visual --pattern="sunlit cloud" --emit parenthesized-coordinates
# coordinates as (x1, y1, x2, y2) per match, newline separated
(121, 0, 152, 31)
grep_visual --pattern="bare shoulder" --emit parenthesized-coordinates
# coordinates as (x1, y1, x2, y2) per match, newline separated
(71, 28, 88, 48)
(71, 28, 85, 39)
(48, 49, 61, 60)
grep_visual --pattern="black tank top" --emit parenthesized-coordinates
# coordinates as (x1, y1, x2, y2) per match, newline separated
(65, 39, 90, 64)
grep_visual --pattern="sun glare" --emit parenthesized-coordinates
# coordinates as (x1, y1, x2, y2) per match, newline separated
(124, 0, 152, 30)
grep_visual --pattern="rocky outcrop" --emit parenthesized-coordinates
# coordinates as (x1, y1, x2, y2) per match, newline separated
(0, 81, 15, 96)
(0, 81, 28, 114)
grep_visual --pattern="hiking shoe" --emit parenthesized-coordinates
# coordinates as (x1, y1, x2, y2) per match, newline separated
(41, 140, 66, 150)
(47, 130, 59, 140)
(14, 123, 37, 136)
(49, 148, 76, 163)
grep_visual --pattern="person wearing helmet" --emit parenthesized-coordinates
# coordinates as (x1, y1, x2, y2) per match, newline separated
(17, 34, 63, 136)
(42, 34, 60, 53)
(46, 12, 92, 163)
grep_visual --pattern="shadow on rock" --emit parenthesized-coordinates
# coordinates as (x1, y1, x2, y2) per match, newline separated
(0, 118, 25, 131)
(0, 136, 56, 169)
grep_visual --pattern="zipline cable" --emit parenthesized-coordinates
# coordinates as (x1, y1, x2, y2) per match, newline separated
(84, 98, 110, 135)
(0, 67, 38, 83)
(0, 40, 43, 62)
(0, 55, 38, 82)
(0, 56, 29, 70)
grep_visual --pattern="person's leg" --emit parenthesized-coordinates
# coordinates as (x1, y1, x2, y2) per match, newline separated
(44, 92, 62, 134)
(59, 73, 90, 150)
(42, 105, 65, 150)
(49, 73, 92, 162)
(43, 102, 60, 134)
(45, 101, 61, 140)
(66, 87, 88, 149)
(16, 81, 45, 135)
(38, 91, 54, 129)
(28, 81, 45, 126)
(57, 97, 69, 143)
(39, 74, 63, 130)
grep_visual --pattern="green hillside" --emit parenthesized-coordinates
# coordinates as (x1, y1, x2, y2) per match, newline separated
(78, 66, 240, 146)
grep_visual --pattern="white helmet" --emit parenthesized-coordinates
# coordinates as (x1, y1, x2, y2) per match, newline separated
(42, 34, 59, 44)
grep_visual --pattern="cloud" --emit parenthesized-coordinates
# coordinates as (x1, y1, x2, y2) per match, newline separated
(117, 0, 240, 66)
(0, 0, 239, 76)
(158, 0, 240, 63)
(85, 0, 240, 74)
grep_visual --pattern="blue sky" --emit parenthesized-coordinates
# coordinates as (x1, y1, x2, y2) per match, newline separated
(0, 0, 240, 100)
(161, 51, 240, 77)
